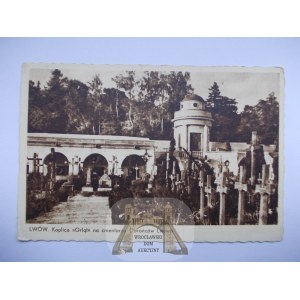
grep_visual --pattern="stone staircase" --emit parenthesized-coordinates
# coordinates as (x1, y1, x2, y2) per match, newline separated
(29, 194, 112, 224)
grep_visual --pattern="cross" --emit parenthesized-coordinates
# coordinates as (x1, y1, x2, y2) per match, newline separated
(254, 165, 274, 195)
(216, 172, 228, 194)
(205, 174, 213, 207)
(109, 155, 118, 175)
(257, 172, 262, 186)
(27, 153, 42, 173)
(254, 165, 274, 225)
(165, 152, 170, 187)
(234, 165, 248, 225)
(218, 156, 223, 174)
(135, 164, 139, 180)
(69, 158, 76, 175)
(78, 157, 83, 172)
(234, 165, 247, 192)
(198, 169, 205, 188)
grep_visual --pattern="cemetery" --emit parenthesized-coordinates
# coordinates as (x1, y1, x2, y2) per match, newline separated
(26, 94, 278, 225)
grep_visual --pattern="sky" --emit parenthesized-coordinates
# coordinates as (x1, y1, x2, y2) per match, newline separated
(29, 66, 281, 112)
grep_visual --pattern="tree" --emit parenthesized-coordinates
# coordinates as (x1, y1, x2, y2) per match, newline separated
(102, 88, 127, 135)
(139, 71, 170, 134)
(167, 71, 193, 115)
(206, 82, 239, 142)
(87, 75, 103, 134)
(237, 92, 279, 144)
(45, 69, 68, 111)
(112, 71, 139, 132)
(64, 79, 89, 133)
(28, 80, 47, 132)
(38, 69, 69, 133)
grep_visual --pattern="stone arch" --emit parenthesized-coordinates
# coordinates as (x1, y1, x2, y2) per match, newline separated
(83, 154, 109, 190)
(121, 154, 146, 179)
(44, 152, 69, 176)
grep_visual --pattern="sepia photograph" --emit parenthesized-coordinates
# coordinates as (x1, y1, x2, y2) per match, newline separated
(18, 64, 284, 242)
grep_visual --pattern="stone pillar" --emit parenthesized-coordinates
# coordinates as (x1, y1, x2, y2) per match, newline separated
(237, 190, 245, 225)
(172, 160, 176, 176)
(259, 193, 269, 225)
(73, 157, 79, 175)
(254, 164, 271, 225)
(250, 145, 256, 185)
(51, 148, 56, 182)
(206, 175, 212, 207)
(259, 165, 269, 225)
(166, 152, 169, 186)
(250, 131, 258, 185)
(114, 157, 119, 175)
(252, 131, 258, 145)
(218, 173, 228, 225)
(203, 125, 209, 152)
(235, 165, 247, 225)
(39, 163, 44, 175)
(262, 164, 269, 186)
(219, 192, 226, 225)
(69, 158, 74, 176)
(86, 167, 92, 186)
(43, 164, 47, 176)
(186, 125, 189, 151)
(135, 165, 139, 180)
(199, 169, 205, 221)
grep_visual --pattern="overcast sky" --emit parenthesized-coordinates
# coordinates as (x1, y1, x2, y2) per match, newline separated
(29, 66, 281, 112)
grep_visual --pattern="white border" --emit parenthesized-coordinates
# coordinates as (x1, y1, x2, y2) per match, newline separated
(1, 0, 299, 37)
(18, 63, 284, 242)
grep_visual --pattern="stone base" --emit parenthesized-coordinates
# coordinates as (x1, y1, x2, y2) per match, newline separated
(97, 187, 112, 192)
(81, 186, 94, 192)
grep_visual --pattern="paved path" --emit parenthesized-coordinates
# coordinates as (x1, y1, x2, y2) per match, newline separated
(28, 194, 112, 224)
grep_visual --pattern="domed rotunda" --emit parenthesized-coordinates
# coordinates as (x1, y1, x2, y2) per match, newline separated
(172, 94, 213, 153)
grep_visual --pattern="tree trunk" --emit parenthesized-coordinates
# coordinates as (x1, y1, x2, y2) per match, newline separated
(128, 101, 133, 129)
(160, 91, 165, 133)
(116, 97, 119, 120)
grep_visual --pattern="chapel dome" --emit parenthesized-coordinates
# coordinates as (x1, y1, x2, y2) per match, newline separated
(180, 94, 206, 110)
(182, 94, 205, 103)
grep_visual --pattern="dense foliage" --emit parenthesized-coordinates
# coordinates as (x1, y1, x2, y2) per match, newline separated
(28, 70, 279, 144)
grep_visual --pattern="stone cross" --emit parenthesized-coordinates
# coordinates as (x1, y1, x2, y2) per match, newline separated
(71, 156, 80, 175)
(234, 165, 248, 225)
(216, 172, 228, 225)
(205, 174, 213, 208)
(255, 164, 272, 225)
(69, 158, 75, 175)
(109, 155, 118, 175)
(172, 160, 176, 176)
(166, 152, 170, 187)
(135, 164, 139, 180)
(250, 131, 260, 185)
(86, 166, 92, 186)
(198, 169, 205, 221)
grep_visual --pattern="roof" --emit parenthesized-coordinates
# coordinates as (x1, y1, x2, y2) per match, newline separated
(182, 94, 205, 102)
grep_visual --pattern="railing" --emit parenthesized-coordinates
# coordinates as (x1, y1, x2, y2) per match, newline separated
(191, 151, 203, 159)
(175, 149, 203, 159)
